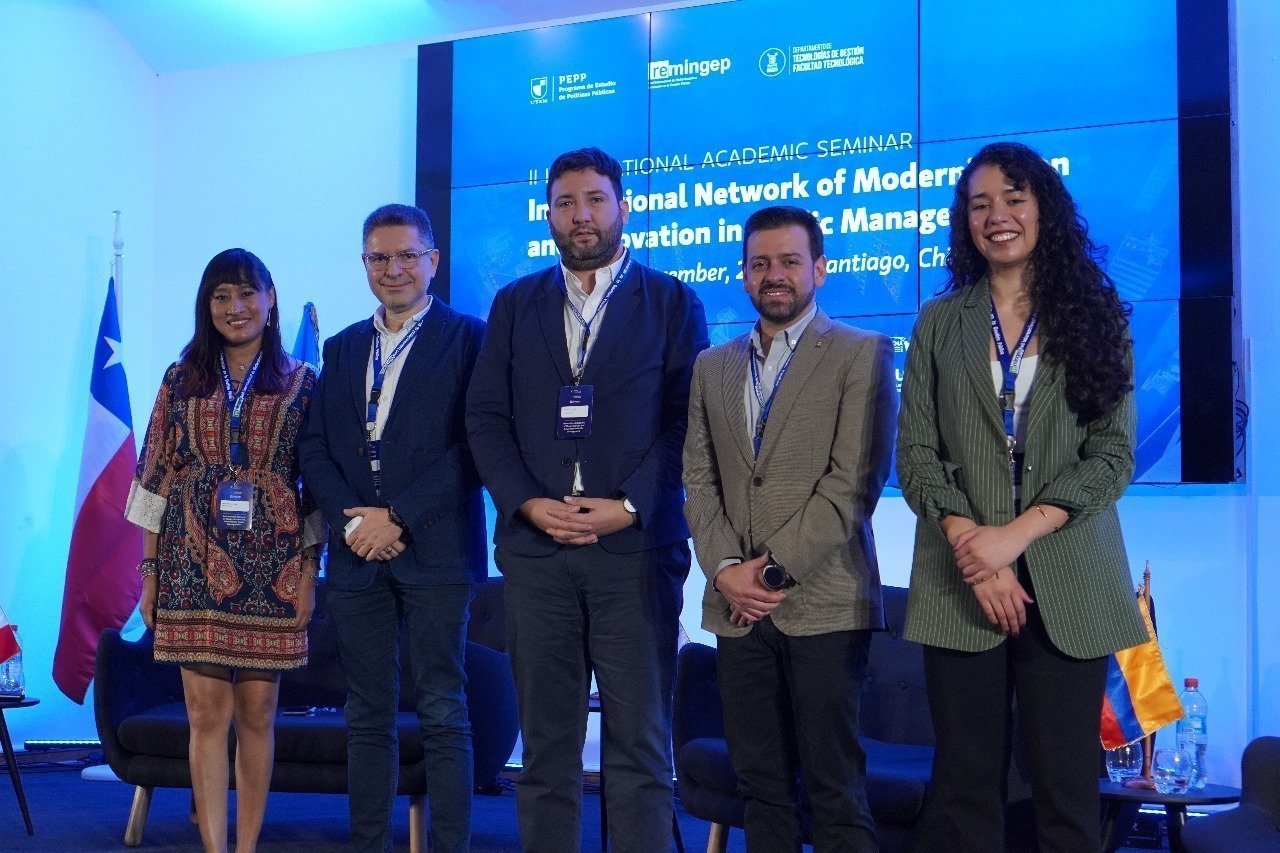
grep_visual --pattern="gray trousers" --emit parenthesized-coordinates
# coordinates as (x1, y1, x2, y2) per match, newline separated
(498, 541, 688, 853)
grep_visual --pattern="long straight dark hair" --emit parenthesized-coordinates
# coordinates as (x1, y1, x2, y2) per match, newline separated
(174, 248, 291, 400)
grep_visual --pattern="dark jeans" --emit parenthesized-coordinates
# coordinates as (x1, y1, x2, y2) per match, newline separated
(718, 618, 876, 853)
(914, 601, 1108, 853)
(498, 541, 688, 853)
(327, 565, 474, 853)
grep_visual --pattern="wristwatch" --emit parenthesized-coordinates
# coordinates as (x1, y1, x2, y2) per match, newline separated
(386, 504, 413, 543)
(761, 558, 796, 590)
(622, 496, 639, 527)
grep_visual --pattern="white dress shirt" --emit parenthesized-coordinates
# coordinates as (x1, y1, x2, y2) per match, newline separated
(560, 254, 627, 495)
(365, 298, 433, 441)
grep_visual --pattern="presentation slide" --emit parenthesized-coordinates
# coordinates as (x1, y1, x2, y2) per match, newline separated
(424, 0, 1228, 483)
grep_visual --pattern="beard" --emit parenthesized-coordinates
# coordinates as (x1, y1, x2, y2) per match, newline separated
(751, 284, 816, 328)
(550, 216, 625, 272)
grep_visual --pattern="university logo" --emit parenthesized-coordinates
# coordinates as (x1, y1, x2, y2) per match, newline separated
(530, 76, 549, 103)
(759, 48, 787, 77)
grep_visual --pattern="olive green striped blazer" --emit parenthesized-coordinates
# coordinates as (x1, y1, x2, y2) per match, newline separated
(896, 280, 1146, 659)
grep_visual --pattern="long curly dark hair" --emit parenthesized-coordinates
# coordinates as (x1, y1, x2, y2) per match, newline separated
(945, 141, 1132, 424)
(174, 248, 291, 400)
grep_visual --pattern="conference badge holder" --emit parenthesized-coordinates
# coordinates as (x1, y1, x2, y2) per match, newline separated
(556, 384, 593, 439)
(215, 480, 254, 531)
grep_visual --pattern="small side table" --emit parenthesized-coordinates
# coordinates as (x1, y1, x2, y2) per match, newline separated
(0, 696, 38, 835)
(1099, 779, 1240, 853)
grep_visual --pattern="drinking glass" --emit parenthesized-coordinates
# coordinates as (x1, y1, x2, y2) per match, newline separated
(1105, 742, 1143, 783)
(1153, 748, 1193, 794)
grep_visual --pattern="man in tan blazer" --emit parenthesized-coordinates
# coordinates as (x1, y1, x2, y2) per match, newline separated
(683, 205, 897, 852)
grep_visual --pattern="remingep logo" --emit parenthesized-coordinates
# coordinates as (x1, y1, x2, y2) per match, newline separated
(648, 56, 732, 89)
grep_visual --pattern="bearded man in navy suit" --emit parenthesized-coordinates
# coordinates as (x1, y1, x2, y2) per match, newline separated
(300, 204, 486, 853)
(467, 148, 709, 853)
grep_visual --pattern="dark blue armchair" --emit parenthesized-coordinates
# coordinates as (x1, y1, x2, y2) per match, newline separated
(1183, 735, 1280, 852)
(674, 585, 934, 852)
(93, 576, 518, 850)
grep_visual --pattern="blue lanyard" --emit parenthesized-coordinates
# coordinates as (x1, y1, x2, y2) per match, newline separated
(749, 339, 798, 457)
(988, 296, 1038, 489)
(219, 351, 262, 468)
(365, 316, 425, 495)
(558, 250, 633, 382)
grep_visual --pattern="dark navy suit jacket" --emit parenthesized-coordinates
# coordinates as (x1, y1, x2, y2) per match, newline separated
(466, 261, 709, 558)
(299, 299, 488, 590)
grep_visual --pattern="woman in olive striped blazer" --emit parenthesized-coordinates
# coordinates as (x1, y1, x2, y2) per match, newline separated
(897, 141, 1147, 853)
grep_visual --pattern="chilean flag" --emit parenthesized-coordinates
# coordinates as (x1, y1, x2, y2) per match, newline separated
(52, 277, 144, 703)
(0, 605, 19, 665)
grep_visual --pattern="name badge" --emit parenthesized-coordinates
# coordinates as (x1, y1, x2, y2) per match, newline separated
(556, 384, 593, 439)
(216, 480, 254, 531)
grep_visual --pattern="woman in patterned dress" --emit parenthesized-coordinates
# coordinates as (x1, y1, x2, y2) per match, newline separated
(896, 142, 1147, 852)
(125, 248, 323, 853)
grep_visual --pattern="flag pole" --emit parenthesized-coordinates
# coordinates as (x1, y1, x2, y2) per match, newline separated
(1139, 561, 1156, 783)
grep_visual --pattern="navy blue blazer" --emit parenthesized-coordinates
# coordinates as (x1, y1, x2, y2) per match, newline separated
(466, 261, 709, 557)
(299, 299, 488, 590)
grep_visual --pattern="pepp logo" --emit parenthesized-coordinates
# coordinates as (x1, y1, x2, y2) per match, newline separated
(759, 48, 787, 77)
(530, 76, 549, 103)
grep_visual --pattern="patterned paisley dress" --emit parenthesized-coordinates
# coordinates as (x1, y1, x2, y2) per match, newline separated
(125, 362, 323, 670)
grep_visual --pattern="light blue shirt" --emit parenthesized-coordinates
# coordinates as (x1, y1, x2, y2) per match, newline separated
(744, 302, 818, 444)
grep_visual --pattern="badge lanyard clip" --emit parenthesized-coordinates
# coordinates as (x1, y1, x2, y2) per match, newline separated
(366, 317, 425, 495)
(219, 351, 263, 469)
(559, 250, 632, 384)
(988, 296, 1037, 503)
(749, 340, 797, 458)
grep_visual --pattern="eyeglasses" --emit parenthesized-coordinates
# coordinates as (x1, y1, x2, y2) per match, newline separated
(362, 249, 434, 270)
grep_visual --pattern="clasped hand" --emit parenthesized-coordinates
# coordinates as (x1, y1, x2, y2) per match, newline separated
(343, 506, 407, 561)
(952, 525, 1028, 585)
(715, 553, 785, 628)
(520, 496, 634, 545)
(948, 522, 1034, 636)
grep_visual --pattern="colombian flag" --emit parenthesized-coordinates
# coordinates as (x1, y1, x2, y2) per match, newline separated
(1100, 595, 1184, 749)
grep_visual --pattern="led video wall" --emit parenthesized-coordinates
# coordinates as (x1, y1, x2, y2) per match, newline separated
(417, 0, 1235, 483)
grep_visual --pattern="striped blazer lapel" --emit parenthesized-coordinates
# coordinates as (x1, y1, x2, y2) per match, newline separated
(1022, 354, 1063, 443)
(754, 311, 833, 465)
(719, 336, 755, 468)
(960, 282, 1006, 435)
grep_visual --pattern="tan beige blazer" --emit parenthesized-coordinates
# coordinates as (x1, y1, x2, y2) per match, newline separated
(683, 310, 897, 638)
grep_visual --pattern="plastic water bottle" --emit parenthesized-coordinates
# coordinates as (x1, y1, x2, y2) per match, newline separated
(0, 626, 24, 699)
(1176, 677, 1208, 789)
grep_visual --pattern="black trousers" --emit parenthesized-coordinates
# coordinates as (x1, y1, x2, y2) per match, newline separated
(498, 541, 688, 853)
(718, 617, 877, 853)
(913, 601, 1108, 853)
